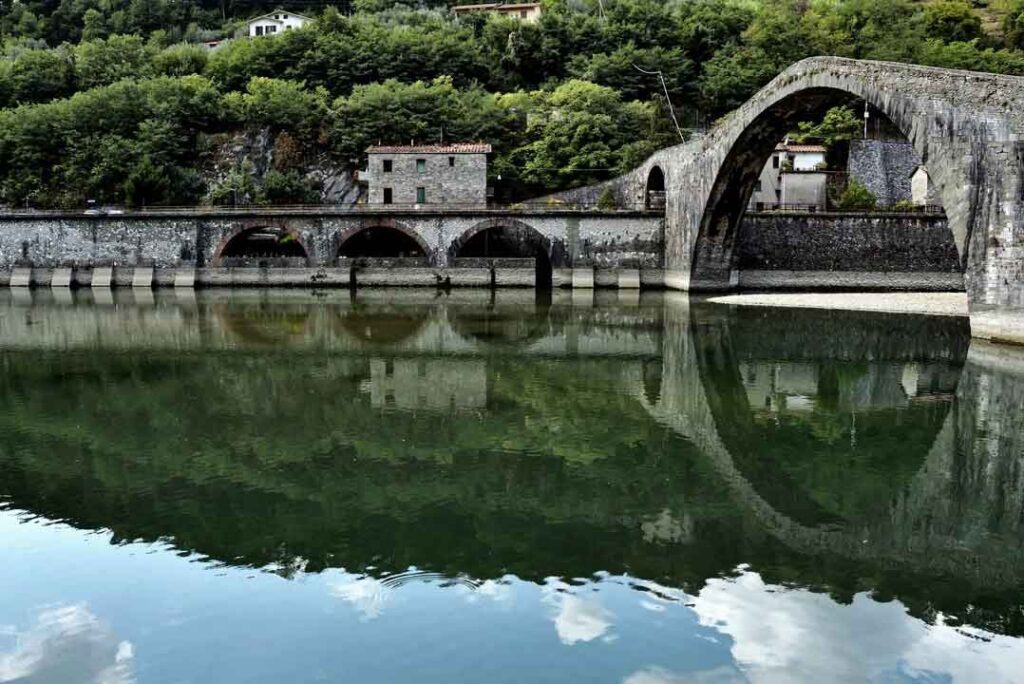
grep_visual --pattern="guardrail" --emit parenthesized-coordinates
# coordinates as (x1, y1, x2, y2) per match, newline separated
(749, 203, 946, 214)
(1, 201, 658, 216)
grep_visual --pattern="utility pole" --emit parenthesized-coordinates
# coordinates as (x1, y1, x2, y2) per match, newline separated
(633, 64, 685, 143)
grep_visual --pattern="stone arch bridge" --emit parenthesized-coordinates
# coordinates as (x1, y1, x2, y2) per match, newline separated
(599, 56, 1024, 343)
(0, 207, 663, 284)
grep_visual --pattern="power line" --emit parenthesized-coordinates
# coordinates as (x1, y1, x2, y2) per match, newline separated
(632, 63, 685, 143)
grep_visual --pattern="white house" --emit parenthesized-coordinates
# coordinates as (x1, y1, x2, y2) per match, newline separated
(246, 9, 312, 37)
(453, 3, 543, 23)
(748, 140, 828, 210)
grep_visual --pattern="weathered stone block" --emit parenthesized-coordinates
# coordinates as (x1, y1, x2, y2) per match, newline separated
(132, 266, 154, 289)
(618, 269, 641, 289)
(51, 267, 73, 288)
(572, 267, 595, 288)
(9, 267, 31, 287)
(91, 266, 113, 288)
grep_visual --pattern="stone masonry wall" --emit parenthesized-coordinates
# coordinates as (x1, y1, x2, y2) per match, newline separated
(363, 153, 488, 206)
(847, 139, 920, 206)
(737, 212, 963, 290)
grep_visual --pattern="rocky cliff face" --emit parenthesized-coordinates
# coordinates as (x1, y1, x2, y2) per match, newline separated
(202, 127, 361, 204)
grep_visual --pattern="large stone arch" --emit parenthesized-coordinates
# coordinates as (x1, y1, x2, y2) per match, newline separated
(620, 57, 1024, 341)
(629, 302, 1024, 589)
(212, 221, 312, 267)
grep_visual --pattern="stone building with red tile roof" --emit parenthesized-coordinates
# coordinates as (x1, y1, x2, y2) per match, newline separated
(362, 143, 492, 206)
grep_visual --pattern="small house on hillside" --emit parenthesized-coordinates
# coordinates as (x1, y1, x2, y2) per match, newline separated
(247, 9, 311, 37)
(362, 143, 492, 206)
(453, 3, 543, 22)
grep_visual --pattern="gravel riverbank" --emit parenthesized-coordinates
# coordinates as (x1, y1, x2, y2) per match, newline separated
(705, 292, 969, 317)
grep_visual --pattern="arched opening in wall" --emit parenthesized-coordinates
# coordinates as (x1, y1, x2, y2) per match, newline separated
(338, 226, 427, 259)
(693, 89, 954, 291)
(453, 223, 552, 289)
(218, 227, 308, 266)
(645, 166, 665, 211)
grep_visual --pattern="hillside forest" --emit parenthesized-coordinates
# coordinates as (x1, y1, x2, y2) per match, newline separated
(0, 0, 1022, 207)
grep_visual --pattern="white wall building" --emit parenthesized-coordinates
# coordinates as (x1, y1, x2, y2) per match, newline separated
(246, 9, 311, 37)
(453, 3, 543, 23)
(748, 141, 828, 210)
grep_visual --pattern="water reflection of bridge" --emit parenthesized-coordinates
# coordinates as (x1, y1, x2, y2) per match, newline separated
(0, 290, 1021, 630)
(638, 303, 1024, 587)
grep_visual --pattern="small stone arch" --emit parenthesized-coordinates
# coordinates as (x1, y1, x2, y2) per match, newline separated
(449, 218, 555, 287)
(645, 165, 666, 211)
(449, 218, 553, 261)
(335, 219, 430, 259)
(212, 222, 311, 267)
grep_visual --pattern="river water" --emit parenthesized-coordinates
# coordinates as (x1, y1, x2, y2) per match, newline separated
(0, 289, 1021, 683)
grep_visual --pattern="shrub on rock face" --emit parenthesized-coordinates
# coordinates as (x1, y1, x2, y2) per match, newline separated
(836, 178, 877, 211)
(597, 186, 617, 210)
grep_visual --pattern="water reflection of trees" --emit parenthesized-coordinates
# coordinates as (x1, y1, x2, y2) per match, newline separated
(1, 301, 1023, 636)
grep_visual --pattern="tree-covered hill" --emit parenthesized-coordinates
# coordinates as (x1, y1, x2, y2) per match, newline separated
(1, 0, 1024, 208)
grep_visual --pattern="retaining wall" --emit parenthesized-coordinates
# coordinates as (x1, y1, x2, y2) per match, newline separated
(737, 212, 963, 290)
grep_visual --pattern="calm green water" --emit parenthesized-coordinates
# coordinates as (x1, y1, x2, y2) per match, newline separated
(0, 289, 1022, 683)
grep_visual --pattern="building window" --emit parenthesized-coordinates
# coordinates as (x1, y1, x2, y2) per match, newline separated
(772, 155, 779, 169)
(275, 14, 280, 19)
(520, 9, 528, 17)
(416, 159, 426, 174)
(754, 180, 762, 192)
(416, 187, 426, 204)
(383, 188, 392, 204)
(383, 159, 392, 173)
(267, 25, 276, 33)
(448, 156, 455, 167)
(254, 26, 264, 35)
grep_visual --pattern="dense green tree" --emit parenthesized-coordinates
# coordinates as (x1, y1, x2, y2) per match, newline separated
(7, 47, 75, 104)
(328, 76, 517, 162)
(74, 34, 155, 89)
(793, 105, 862, 146)
(917, 37, 1024, 74)
(567, 43, 693, 102)
(153, 43, 209, 76)
(804, 0, 923, 62)
(923, 0, 983, 44)
(698, 44, 777, 118)
(506, 79, 672, 190)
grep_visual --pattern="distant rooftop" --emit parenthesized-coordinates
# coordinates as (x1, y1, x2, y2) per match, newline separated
(366, 143, 493, 154)
(453, 3, 542, 12)
(775, 143, 828, 153)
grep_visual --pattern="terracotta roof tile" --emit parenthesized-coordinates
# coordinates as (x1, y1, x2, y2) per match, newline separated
(774, 143, 828, 153)
(366, 143, 493, 154)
